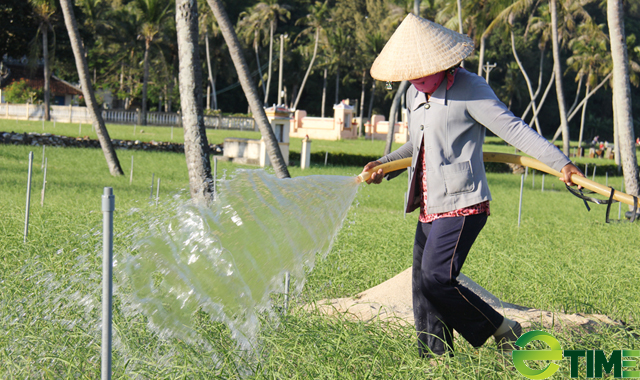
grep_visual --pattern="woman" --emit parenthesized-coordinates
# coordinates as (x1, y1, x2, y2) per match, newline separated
(361, 14, 583, 358)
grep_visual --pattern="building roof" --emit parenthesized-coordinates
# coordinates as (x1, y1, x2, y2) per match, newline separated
(0, 61, 82, 96)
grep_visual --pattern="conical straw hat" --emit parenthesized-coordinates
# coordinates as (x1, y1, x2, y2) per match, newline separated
(370, 14, 474, 81)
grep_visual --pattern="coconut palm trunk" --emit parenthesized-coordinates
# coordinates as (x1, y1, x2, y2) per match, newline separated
(511, 31, 542, 134)
(206, 0, 290, 178)
(384, 80, 410, 155)
(265, 21, 274, 105)
(141, 40, 151, 125)
(293, 28, 319, 111)
(59, 0, 124, 176)
(321, 68, 327, 117)
(357, 71, 366, 138)
(42, 24, 51, 121)
(176, 0, 215, 202)
(607, 0, 639, 200)
(205, 30, 216, 109)
(550, 0, 570, 155)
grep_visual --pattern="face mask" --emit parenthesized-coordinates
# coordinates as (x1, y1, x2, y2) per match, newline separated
(409, 71, 446, 94)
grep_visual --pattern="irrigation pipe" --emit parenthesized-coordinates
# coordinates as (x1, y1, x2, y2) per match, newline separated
(357, 152, 640, 209)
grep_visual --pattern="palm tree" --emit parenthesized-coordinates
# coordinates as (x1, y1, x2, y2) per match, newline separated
(325, 27, 351, 106)
(254, 1, 290, 105)
(238, 6, 269, 101)
(135, 0, 173, 125)
(176, 0, 214, 202)
(550, 0, 570, 155)
(206, 0, 290, 179)
(29, 0, 55, 121)
(607, 0, 639, 201)
(59, 0, 124, 176)
(566, 21, 609, 151)
(200, 11, 219, 110)
(292, 1, 329, 111)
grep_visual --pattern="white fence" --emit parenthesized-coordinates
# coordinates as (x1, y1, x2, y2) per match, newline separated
(0, 103, 257, 131)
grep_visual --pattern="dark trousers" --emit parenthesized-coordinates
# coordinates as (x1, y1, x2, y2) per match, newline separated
(412, 214, 504, 357)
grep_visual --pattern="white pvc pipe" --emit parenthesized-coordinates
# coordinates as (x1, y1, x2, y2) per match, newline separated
(41, 158, 47, 207)
(101, 187, 114, 380)
(518, 174, 524, 228)
(213, 156, 217, 201)
(155, 178, 160, 207)
(24, 152, 33, 243)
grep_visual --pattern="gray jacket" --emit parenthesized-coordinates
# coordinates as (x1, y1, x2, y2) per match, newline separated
(379, 68, 570, 214)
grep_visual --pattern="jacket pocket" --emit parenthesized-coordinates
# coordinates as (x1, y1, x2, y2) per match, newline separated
(441, 161, 475, 195)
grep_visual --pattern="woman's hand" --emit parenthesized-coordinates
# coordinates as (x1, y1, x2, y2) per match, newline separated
(560, 163, 584, 189)
(361, 161, 383, 184)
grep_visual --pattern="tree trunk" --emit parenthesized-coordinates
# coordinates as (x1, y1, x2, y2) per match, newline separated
(205, 30, 216, 110)
(254, 40, 266, 101)
(608, 0, 639, 200)
(567, 74, 583, 116)
(334, 69, 340, 105)
(141, 39, 150, 125)
(278, 34, 284, 105)
(358, 70, 366, 137)
(520, 46, 545, 122)
(293, 28, 319, 111)
(550, 0, 570, 155)
(457, 0, 463, 34)
(511, 31, 541, 134)
(264, 20, 274, 105)
(321, 68, 327, 118)
(176, 0, 214, 202)
(42, 23, 51, 121)
(367, 80, 376, 120)
(59, 0, 124, 176)
(478, 36, 485, 76)
(414, 0, 421, 15)
(577, 82, 590, 151)
(551, 72, 612, 142)
(384, 80, 410, 155)
(206, 0, 290, 178)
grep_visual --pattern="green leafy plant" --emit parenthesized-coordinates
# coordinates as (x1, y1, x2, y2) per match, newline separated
(3, 79, 42, 104)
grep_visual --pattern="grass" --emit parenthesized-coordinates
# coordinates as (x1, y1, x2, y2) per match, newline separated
(4, 119, 638, 166)
(1, 121, 640, 378)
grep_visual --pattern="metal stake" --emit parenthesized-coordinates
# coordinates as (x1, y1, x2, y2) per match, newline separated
(41, 158, 47, 207)
(101, 187, 114, 380)
(324, 151, 328, 166)
(41, 145, 45, 169)
(149, 173, 155, 199)
(24, 152, 34, 243)
(129, 156, 134, 185)
(213, 156, 217, 200)
(606, 172, 608, 187)
(518, 174, 524, 228)
(592, 165, 596, 181)
(532, 170, 535, 189)
(155, 178, 160, 207)
(541, 174, 545, 192)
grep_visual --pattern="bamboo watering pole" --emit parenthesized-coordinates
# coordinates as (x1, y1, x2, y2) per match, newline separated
(356, 152, 640, 210)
